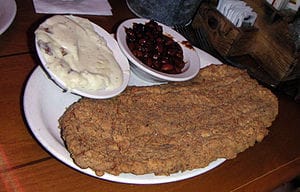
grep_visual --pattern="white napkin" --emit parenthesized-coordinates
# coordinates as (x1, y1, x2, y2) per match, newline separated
(33, 0, 112, 15)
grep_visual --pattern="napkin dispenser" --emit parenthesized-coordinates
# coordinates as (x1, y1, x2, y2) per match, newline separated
(193, 2, 299, 88)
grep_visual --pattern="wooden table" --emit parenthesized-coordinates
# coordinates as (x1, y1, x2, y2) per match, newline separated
(0, 0, 299, 191)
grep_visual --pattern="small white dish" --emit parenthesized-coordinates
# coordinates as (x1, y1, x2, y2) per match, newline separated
(116, 18, 200, 83)
(0, 0, 17, 35)
(35, 16, 130, 99)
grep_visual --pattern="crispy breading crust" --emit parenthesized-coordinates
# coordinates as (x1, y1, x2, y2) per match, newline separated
(59, 64, 278, 176)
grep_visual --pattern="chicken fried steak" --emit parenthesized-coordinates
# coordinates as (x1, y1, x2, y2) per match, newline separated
(59, 64, 278, 176)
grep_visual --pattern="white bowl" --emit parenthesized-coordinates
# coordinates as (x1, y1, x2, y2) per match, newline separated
(35, 15, 130, 99)
(116, 18, 200, 83)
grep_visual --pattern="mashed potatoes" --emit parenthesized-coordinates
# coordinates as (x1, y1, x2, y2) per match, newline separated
(35, 15, 123, 91)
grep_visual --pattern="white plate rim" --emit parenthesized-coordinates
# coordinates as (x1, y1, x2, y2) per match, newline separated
(23, 47, 225, 184)
(35, 15, 130, 99)
(116, 18, 200, 82)
(0, 0, 17, 35)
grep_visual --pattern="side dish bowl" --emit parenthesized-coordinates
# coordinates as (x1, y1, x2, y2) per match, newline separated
(35, 15, 130, 99)
(116, 18, 200, 83)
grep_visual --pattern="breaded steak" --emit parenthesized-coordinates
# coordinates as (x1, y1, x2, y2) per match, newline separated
(59, 64, 278, 176)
